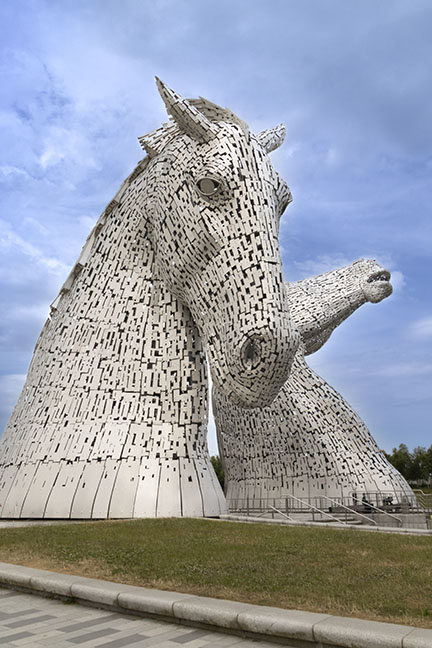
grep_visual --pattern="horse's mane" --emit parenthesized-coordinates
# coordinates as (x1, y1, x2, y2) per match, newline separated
(50, 98, 247, 314)
(138, 97, 248, 158)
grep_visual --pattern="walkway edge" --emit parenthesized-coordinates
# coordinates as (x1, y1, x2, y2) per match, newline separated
(221, 514, 432, 536)
(0, 562, 430, 647)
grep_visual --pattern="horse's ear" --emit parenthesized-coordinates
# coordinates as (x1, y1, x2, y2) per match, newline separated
(256, 123, 286, 153)
(155, 77, 219, 144)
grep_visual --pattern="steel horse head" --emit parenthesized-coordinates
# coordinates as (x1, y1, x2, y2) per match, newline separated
(0, 79, 300, 520)
(140, 79, 299, 408)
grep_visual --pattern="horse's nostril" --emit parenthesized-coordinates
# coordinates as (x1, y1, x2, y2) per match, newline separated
(244, 342, 256, 368)
(245, 342, 255, 362)
(241, 338, 262, 370)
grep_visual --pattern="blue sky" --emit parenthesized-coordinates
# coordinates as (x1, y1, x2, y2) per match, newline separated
(0, 0, 431, 456)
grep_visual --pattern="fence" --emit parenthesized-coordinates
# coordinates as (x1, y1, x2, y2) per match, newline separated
(227, 490, 431, 527)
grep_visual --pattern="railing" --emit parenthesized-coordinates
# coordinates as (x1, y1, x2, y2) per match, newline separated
(227, 490, 428, 528)
(413, 490, 432, 510)
(268, 505, 294, 521)
(348, 490, 419, 511)
(278, 492, 359, 525)
(228, 492, 421, 513)
(250, 505, 295, 521)
(229, 494, 369, 526)
(319, 494, 377, 526)
(350, 497, 402, 527)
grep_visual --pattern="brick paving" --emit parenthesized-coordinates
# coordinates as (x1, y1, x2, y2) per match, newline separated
(0, 588, 279, 647)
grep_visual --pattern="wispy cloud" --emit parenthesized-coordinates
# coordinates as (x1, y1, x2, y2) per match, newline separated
(409, 316, 432, 339)
(388, 270, 406, 292)
(39, 126, 101, 170)
(0, 219, 69, 276)
(0, 165, 30, 179)
(293, 253, 355, 279)
(368, 360, 432, 378)
(373, 361, 432, 378)
(6, 303, 50, 322)
(0, 374, 26, 402)
(22, 216, 49, 236)
(0, 374, 26, 431)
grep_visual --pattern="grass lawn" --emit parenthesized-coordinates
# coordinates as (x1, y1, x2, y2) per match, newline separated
(0, 518, 431, 629)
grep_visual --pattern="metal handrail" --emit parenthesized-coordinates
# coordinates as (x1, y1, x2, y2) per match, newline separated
(320, 494, 377, 526)
(228, 494, 414, 527)
(354, 498, 402, 527)
(412, 490, 432, 511)
(348, 490, 419, 508)
(229, 504, 295, 521)
(268, 505, 295, 521)
(281, 492, 353, 526)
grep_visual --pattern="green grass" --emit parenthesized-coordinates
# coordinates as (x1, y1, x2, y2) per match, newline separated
(0, 518, 431, 628)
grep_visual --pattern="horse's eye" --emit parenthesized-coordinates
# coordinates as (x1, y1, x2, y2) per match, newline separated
(196, 177, 221, 196)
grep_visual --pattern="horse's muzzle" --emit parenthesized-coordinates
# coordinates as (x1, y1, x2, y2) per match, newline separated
(224, 324, 300, 408)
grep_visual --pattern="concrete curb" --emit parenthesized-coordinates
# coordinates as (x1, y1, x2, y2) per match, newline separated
(0, 562, 430, 647)
(221, 514, 432, 536)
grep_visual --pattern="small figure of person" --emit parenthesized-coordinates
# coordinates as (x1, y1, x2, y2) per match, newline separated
(362, 494, 372, 512)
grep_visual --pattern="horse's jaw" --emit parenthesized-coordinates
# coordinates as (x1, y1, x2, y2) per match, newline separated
(184, 270, 300, 410)
(212, 321, 299, 410)
(343, 259, 393, 304)
(362, 270, 393, 302)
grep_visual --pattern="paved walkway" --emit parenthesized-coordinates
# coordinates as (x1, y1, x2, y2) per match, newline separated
(0, 588, 277, 647)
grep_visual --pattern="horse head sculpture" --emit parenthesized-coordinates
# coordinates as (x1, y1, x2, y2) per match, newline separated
(215, 259, 414, 505)
(0, 79, 299, 519)
(140, 79, 299, 408)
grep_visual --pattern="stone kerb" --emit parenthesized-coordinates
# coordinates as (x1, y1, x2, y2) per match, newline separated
(0, 562, 430, 647)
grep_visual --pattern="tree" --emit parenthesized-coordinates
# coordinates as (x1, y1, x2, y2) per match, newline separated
(211, 455, 225, 490)
(408, 446, 428, 482)
(425, 445, 432, 482)
(387, 443, 412, 478)
(384, 443, 432, 485)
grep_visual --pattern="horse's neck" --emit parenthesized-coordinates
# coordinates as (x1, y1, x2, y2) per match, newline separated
(3, 163, 209, 465)
(50, 160, 149, 314)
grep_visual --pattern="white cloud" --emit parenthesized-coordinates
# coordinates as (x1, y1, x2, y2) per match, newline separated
(0, 219, 69, 276)
(0, 374, 26, 409)
(0, 165, 29, 179)
(283, 142, 302, 158)
(22, 217, 49, 236)
(409, 316, 432, 339)
(39, 127, 100, 171)
(374, 361, 432, 377)
(79, 215, 98, 232)
(7, 303, 50, 322)
(0, 374, 27, 434)
(294, 253, 354, 279)
(389, 270, 406, 292)
(325, 146, 342, 167)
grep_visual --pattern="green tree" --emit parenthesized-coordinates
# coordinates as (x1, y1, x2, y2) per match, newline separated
(387, 443, 412, 478)
(425, 445, 432, 482)
(385, 443, 432, 485)
(408, 446, 428, 482)
(211, 455, 225, 490)
(382, 449, 392, 463)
